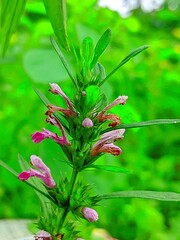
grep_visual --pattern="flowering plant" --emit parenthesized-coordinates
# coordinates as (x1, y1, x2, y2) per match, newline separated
(0, 1, 180, 239)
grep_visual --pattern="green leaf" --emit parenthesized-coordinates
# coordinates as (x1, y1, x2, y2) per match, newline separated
(43, 0, 69, 51)
(101, 119, 180, 133)
(91, 29, 112, 69)
(84, 85, 100, 111)
(88, 165, 132, 173)
(80, 37, 94, 64)
(100, 45, 149, 85)
(0, 159, 18, 177)
(33, 87, 69, 133)
(51, 38, 77, 88)
(97, 190, 180, 202)
(23, 49, 69, 83)
(0, 0, 27, 56)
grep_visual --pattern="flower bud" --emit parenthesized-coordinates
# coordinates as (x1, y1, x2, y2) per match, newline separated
(82, 118, 93, 128)
(35, 230, 52, 240)
(82, 207, 98, 222)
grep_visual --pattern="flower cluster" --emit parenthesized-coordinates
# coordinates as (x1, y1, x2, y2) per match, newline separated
(18, 81, 127, 239)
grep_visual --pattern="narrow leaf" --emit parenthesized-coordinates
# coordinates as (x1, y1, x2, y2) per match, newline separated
(51, 38, 77, 88)
(101, 119, 180, 134)
(100, 45, 149, 85)
(43, 0, 69, 51)
(88, 165, 132, 173)
(0, 0, 27, 56)
(91, 29, 112, 69)
(80, 37, 94, 63)
(0, 159, 18, 177)
(33, 87, 69, 133)
(97, 190, 180, 202)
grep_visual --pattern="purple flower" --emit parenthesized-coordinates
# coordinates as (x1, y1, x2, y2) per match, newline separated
(98, 95, 128, 127)
(18, 155, 56, 188)
(35, 230, 52, 240)
(82, 207, 98, 222)
(82, 118, 93, 128)
(31, 116, 70, 146)
(90, 129, 125, 156)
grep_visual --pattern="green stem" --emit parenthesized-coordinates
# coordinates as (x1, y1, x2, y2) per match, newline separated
(57, 168, 78, 233)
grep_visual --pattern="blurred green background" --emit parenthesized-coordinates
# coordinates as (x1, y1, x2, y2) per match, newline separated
(0, 0, 180, 239)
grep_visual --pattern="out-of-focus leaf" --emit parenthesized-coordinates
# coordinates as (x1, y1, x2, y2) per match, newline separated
(43, 0, 69, 51)
(51, 38, 77, 88)
(0, 160, 18, 177)
(0, 0, 27, 56)
(88, 165, 132, 173)
(91, 29, 112, 69)
(97, 191, 180, 202)
(102, 119, 180, 133)
(23, 49, 69, 83)
(100, 45, 149, 85)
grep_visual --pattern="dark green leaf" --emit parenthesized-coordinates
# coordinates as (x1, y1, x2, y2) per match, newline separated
(88, 165, 132, 173)
(100, 45, 149, 85)
(91, 29, 112, 69)
(97, 190, 180, 202)
(43, 0, 69, 51)
(101, 119, 180, 134)
(0, 0, 27, 56)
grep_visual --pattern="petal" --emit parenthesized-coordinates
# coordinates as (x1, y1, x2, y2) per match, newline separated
(82, 207, 98, 222)
(49, 83, 73, 109)
(18, 171, 32, 181)
(30, 155, 50, 173)
(98, 113, 120, 127)
(103, 95, 128, 112)
(82, 118, 93, 128)
(31, 131, 47, 143)
(98, 143, 122, 156)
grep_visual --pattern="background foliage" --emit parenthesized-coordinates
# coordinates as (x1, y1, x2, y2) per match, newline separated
(0, 0, 179, 239)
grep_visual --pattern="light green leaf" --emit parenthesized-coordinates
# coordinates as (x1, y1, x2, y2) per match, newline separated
(100, 45, 149, 85)
(80, 37, 94, 64)
(88, 165, 132, 173)
(101, 119, 180, 133)
(0, 159, 18, 177)
(91, 29, 112, 69)
(51, 38, 77, 88)
(43, 0, 69, 51)
(97, 190, 180, 202)
(23, 49, 69, 83)
(0, 0, 27, 56)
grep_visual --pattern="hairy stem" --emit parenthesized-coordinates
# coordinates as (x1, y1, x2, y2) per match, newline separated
(57, 168, 78, 234)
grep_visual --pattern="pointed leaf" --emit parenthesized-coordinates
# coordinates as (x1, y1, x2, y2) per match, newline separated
(101, 119, 180, 133)
(91, 29, 112, 69)
(97, 191, 180, 202)
(80, 37, 94, 64)
(51, 38, 77, 88)
(43, 0, 69, 51)
(33, 87, 69, 133)
(0, 0, 27, 56)
(100, 45, 149, 85)
(88, 165, 132, 173)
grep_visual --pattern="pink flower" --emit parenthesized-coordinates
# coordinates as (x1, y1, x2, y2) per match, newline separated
(82, 207, 98, 222)
(31, 116, 70, 146)
(82, 118, 93, 128)
(18, 155, 56, 188)
(90, 129, 125, 156)
(98, 96, 128, 127)
(35, 230, 52, 240)
(49, 83, 73, 108)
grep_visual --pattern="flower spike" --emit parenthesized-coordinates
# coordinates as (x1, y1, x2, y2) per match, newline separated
(18, 155, 56, 188)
